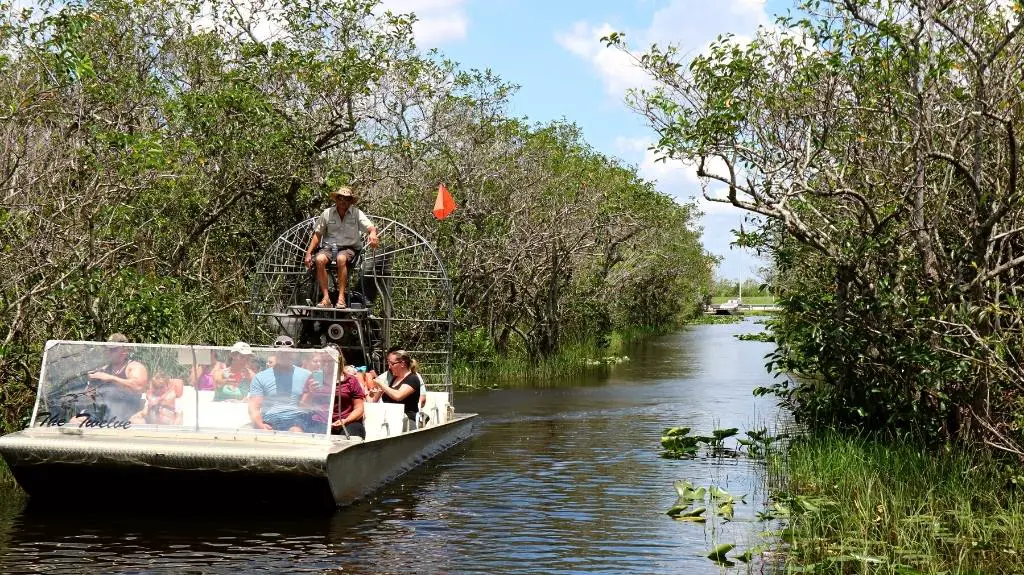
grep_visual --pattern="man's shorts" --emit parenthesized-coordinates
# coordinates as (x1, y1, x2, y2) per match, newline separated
(263, 411, 316, 433)
(315, 244, 358, 266)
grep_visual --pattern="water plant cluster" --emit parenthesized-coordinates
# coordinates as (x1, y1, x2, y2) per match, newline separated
(687, 315, 743, 325)
(666, 480, 757, 566)
(661, 425, 786, 568)
(734, 332, 774, 342)
(660, 426, 782, 460)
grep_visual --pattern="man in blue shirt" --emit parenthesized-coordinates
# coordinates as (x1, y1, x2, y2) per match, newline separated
(248, 339, 315, 432)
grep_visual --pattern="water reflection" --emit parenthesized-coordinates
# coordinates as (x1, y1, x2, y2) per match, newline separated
(0, 318, 778, 574)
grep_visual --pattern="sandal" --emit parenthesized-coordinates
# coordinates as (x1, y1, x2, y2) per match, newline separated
(316, 299, 331, 308)
(335, 300, 348, 309)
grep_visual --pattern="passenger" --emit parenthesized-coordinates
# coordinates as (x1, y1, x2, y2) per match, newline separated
(375, 349, 423, 429)
(248, 336, 316, 432)
(87, 333, 149, 421)
(214, 341, 256, 401)
(332, 364, 366, 438)
(190, 349, 222, 392)
(367, 366, 426, 408)
(300, 350, 334, 432)
(342, 365, 371, 396)
(302, 351, 327, 388)
(131, 372, 180, 425)
(303, 186, 380, 309)
(364, 368, 383, 403)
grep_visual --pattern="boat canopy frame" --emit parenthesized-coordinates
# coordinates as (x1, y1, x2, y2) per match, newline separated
(248, 215, 455, 396)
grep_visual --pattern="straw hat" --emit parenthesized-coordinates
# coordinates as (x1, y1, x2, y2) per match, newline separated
(329, 186, 358, 202)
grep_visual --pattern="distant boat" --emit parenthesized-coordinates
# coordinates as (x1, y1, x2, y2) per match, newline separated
(712, 298, 743, 315)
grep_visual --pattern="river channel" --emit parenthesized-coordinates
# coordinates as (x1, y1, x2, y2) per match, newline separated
(0, 318, 778, 574)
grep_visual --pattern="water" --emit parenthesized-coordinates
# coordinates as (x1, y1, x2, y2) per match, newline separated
(0, 318, 778, 574)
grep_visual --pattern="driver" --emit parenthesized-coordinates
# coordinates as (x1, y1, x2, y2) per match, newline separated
(86, 333, 149, 421)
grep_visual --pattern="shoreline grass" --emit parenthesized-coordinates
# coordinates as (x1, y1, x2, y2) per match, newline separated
(768, 431, 1024, 574)
(451, 325, 660, 390)
(711, 295, 776, 305)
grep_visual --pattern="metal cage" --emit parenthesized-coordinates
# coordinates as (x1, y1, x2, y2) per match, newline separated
(249, 215, 454, 393)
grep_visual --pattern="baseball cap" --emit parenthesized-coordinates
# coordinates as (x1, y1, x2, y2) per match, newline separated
(230, 341, 253, 355)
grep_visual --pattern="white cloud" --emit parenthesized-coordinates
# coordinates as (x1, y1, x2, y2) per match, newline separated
(562, 1, 771, 279)
(378, 0, 469, 48)
(556, 0, 770, 99)
(612, 135, 650, 155)
(555, 21, 652, 97)
(618, 136, 761, 278)
(632, 143, 747, 217)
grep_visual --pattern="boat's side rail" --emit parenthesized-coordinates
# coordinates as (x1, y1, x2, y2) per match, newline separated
(0, 430, 355, 475)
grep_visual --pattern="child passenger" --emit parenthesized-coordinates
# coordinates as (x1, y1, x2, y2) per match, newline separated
(131, 372, 181, 425)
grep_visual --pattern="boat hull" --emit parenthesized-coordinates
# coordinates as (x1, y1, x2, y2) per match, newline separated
(0, 414, 476, 508)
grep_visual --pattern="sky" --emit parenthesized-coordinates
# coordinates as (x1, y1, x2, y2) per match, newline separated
(380, 0, 795, 281)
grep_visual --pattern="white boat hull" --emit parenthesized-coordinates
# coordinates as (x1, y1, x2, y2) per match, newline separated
(0, 414, 476, 508)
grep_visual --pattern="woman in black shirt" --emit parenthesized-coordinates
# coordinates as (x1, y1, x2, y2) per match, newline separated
(376, 349, 422, 427)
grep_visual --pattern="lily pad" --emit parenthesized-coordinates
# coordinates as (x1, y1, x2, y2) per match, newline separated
(673, 479, 693, 497)
(666, 504, 689, 517)
(680, 506, 706, 518)
(685, 487, 707, 501)
(675, 515, 706, 523)
(707, 543, 735, 561)
(708, 485, 731, 499)
(717, 502, 734, 520)
(712, 427, 739, 440)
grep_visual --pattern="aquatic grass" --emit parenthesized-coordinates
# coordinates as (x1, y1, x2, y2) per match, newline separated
(688, 314, 744, 325)
(711, 296, 777, 305)
(736, 332, 774, 342)
(768, 431, 1024, 574)
(451, 327, 651, 390)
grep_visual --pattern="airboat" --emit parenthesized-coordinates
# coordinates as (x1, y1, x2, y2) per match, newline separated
(0, 215, 476, 507)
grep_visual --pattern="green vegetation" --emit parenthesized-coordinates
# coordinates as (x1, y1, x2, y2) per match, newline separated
(735, 332, 773, 342)
(687, 314, 743, 325)
(613, 0, 1024, 453)
(768, 432, 1024, 574)
(0, 0, 714, 431)
(657, 425, 1024, 573)
(451, 329, 638, 390)
(710, 278, 771, 300)
(710, 296, 775, 305)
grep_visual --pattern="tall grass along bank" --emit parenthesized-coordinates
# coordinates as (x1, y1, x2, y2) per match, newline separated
(769, 432, 1024, 574)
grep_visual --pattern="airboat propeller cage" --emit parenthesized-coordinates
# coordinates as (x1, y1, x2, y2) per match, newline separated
(249, 215, 454, 394)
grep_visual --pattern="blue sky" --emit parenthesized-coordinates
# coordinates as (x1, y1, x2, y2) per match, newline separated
(381, 0, 796, 281)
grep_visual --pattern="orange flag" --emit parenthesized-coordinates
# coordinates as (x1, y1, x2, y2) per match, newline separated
(432, 183, 456, 220)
